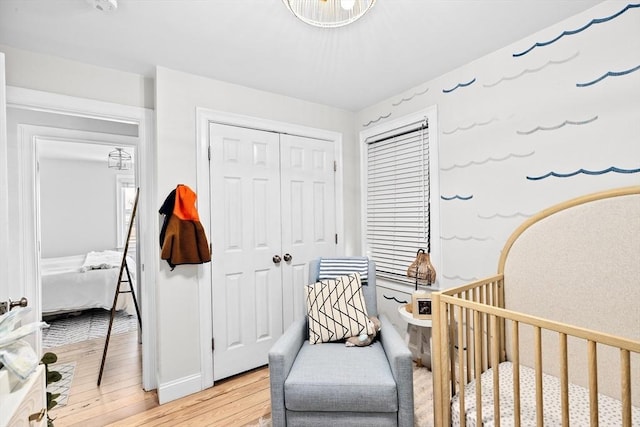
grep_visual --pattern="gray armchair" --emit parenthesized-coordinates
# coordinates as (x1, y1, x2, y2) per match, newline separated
(268, 257, 414, 427)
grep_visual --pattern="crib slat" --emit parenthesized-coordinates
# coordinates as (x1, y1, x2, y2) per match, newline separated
(534, 327, 543, 427)
(512, 320, 521, 427)
(474, 310, 483, 426)
(449, 304, 457, 395)
(465, 292, 472, 384)
(559, 333, 569, 427)
(491, 314, 501, 427)
(588, 340, 599, 427)
(456, 305, 466, 427)
(620, 349, 631, 427)
(430, 292, 445, 427)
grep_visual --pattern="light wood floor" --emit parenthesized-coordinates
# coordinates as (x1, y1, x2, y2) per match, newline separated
(47, 330, 271, 426)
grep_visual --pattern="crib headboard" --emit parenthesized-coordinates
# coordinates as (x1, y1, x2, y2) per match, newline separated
(499, 186, 640, 403)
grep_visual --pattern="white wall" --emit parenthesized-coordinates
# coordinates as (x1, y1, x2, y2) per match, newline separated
(39, 157, 134, 258)
(356, 0, 640, 289)
(154, 66, 357, 402)
(0, 44, 153, 110)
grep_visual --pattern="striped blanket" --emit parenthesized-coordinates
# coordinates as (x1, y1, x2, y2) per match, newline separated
(318, 257, 369, 284)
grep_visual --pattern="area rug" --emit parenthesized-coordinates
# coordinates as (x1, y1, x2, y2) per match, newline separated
(413, 365, 434, 427)
(247, 363, 434, 427)
(42, 308, 138, 349)
(47, 362, 76, 408)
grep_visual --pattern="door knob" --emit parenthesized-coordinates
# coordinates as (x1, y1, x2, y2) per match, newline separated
(10, 297, 28, 310)
(273, 255, 282, 264)
(0, 297, 28, 315)
(283, 253, 292, 262)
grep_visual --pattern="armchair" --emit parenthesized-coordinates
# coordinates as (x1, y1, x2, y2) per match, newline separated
(268, 257, 414, 427)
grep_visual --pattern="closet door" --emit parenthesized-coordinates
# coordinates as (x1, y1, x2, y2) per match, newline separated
(209, 124, 338, 380)
(280, 134, 336, 327)
(209, 123, 283, 381)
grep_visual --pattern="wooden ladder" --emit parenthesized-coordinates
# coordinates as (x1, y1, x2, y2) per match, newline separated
(97, 187, 142, 386)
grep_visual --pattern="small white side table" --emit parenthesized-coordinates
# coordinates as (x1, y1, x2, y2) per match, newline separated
(398, 305, 432, 370)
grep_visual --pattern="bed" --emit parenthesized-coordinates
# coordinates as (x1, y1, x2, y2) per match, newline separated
(41, 250, 136, 316)
(432, 186, 640, 426)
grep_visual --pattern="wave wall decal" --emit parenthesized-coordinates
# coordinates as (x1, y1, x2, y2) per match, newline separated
(441, 194, 473, 201)
(363, 112, 392, 127)
(576, 64, 640, 87)
(362, 87, 430, 127)
(442, 78, 476, 94)
(478, 212, 533, 219)
(443, 117, 498, 135)
(442, 151, 535, 171)
(513, 3, 640, 57)
(517, 115, 598, 135)
(484, 51, 580, 87)
(392, 87, 429, 107)
(527, 166, 640, 181)
(441, 235, 491, 242)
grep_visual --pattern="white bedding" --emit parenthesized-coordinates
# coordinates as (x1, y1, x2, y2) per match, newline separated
(41, 252, 136, 316)
(451, 361, 640, 427)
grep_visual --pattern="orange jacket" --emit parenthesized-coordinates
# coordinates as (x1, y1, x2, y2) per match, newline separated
(159, 185, 211, 270)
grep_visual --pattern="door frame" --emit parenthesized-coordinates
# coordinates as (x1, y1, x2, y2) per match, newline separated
(6, 86, 158, 391)
(18, 125, 139, 358)
(195, 108, 344, 387)
(0, 54, 8, 294)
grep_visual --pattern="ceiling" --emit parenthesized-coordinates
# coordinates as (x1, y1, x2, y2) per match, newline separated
(0, 0, 604, 111)
(38, 140, 135, 164)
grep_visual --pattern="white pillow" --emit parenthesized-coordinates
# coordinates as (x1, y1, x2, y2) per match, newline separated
(306, 273, 373, 344)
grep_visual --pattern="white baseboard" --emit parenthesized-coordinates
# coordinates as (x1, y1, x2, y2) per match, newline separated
(157, 373, 202, 404)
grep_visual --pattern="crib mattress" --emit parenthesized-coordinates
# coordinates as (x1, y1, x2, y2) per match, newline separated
(451, 361, 640, 427)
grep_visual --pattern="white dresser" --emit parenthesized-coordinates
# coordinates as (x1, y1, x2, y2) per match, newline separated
(0, 365, 47, 427)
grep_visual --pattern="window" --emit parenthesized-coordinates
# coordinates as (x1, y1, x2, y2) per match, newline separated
(361, 108, 440, 285)
(116, 175, 136, 249)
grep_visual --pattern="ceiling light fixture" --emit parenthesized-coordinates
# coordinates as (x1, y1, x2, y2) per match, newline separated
(87, 0, 118, 12)
(108, 147, 132, 170)
(282, 0, 376, 28)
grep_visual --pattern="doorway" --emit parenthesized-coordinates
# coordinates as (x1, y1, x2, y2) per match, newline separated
(30, 130, 139, 348)
(4, 86, 156, 391)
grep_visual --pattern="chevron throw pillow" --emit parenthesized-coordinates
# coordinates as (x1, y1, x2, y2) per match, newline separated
(306, 273, 373, 344)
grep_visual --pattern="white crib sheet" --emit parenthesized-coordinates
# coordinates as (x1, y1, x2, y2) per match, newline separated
(451, 361, 640, 427)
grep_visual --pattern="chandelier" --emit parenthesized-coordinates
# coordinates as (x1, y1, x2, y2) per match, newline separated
(108, 147, 132, 170)
(282, 0, 376, 28)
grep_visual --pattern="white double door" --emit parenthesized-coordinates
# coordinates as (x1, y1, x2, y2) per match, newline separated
(209, 123, 337, 380)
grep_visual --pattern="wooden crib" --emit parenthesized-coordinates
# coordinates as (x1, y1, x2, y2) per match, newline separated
(432, 186, 640, 426)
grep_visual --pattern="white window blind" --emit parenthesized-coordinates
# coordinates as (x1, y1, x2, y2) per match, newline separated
(366, 121, 431, 284)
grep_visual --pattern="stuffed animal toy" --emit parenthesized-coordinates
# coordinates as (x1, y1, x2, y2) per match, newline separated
(345, 316, 381, 347)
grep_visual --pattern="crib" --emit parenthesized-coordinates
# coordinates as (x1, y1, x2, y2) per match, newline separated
(432, 186, 640, 426)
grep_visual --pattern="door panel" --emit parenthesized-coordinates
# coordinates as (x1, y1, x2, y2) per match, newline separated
(280, 134, 336, 328)
(209, 123, 282, 381)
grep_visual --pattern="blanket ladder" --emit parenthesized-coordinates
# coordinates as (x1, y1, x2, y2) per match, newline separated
(98, 187, 142, 386)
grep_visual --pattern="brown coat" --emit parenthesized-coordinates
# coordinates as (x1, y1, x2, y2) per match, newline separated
(160, 214, 211, 269)
(159, 185, 211, 270)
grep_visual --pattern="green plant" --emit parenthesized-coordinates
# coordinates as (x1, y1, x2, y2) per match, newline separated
(40, 352, 62, 427)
